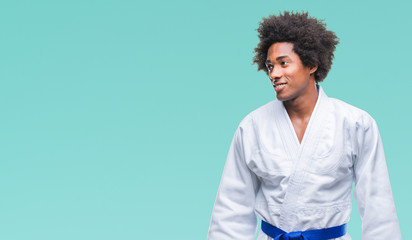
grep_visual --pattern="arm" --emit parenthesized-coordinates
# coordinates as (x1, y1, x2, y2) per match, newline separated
(353, 118, 401, 239)
(207, 126, 260, 240)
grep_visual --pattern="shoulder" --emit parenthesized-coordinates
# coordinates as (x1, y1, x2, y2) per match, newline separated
(232, 101, 276, 155)
(237, 100, 276, 129)
(327, 97, 377, 130)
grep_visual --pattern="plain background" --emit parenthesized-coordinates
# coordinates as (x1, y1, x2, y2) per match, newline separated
(1, 0, 411, 239)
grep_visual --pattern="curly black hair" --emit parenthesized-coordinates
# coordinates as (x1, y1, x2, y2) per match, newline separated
(253, 11, 339, 82)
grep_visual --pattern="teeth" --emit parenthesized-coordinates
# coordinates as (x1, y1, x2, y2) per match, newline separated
(274, 83, 285, 87)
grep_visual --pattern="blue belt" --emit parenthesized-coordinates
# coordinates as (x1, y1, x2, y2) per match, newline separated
(261, 220, 346, 240)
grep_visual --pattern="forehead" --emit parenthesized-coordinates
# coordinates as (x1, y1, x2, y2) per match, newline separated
(266, 42, 298, 61)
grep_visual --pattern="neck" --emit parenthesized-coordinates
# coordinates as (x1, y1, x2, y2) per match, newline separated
(283, 83, 319, 119)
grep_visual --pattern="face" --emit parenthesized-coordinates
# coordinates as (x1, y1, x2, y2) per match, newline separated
(265, 42, 317, 102)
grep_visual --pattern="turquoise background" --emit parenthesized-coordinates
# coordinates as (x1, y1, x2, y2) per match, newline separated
(0, 0, 410, 239)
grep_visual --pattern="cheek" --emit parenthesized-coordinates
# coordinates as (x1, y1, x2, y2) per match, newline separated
(295, 68, 311, 80)
(284, 70, 298, 82)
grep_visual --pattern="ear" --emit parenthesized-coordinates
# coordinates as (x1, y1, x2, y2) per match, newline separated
(309, 65, 318, 75)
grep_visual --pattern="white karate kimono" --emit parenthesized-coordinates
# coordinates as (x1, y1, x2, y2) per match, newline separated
(207, 86, 401, 240)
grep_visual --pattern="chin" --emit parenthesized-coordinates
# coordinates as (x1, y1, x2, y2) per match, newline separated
(275, 93, 289, 102)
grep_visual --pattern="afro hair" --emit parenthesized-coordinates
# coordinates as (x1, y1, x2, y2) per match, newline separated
(253, 11, 339, 82)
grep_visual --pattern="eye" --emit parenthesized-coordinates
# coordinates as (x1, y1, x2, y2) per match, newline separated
(265, 63, 273, 71)
(280, 61, 289, 66)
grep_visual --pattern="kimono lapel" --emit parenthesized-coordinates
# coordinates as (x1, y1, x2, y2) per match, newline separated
(273, 100, 300, 161)
(274, 86, 330, 231)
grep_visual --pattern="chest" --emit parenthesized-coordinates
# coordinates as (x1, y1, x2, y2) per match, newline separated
(247, 109, 355, 181)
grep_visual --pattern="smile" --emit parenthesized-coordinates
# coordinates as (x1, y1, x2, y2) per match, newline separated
(273, 83, 286, 87)
(274, 83, 286, 92)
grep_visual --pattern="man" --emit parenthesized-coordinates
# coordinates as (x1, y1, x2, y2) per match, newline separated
(207, 11, 401, 240)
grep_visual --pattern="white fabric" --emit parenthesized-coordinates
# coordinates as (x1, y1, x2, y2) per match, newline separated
(207, 86, 401, 240)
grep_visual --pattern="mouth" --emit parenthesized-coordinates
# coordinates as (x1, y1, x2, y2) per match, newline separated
(273, 82, 287, 91)
(273, 83, 286, 87)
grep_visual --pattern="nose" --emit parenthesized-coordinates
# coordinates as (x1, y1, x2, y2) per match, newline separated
(269, 65, 282, 81)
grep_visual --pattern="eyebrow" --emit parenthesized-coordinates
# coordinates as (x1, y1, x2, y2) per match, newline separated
(276, 56, 289, 61)
(266, 55, 289, 64)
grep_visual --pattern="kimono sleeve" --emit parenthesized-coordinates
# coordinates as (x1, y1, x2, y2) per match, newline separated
(207, 125, 260, 240)
(353, 118, 401, 239)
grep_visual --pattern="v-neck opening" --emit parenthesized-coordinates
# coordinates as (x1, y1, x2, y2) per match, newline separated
(283, 86, 322, 149)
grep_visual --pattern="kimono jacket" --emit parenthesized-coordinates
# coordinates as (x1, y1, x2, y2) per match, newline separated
(207, 86, 401, 240)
